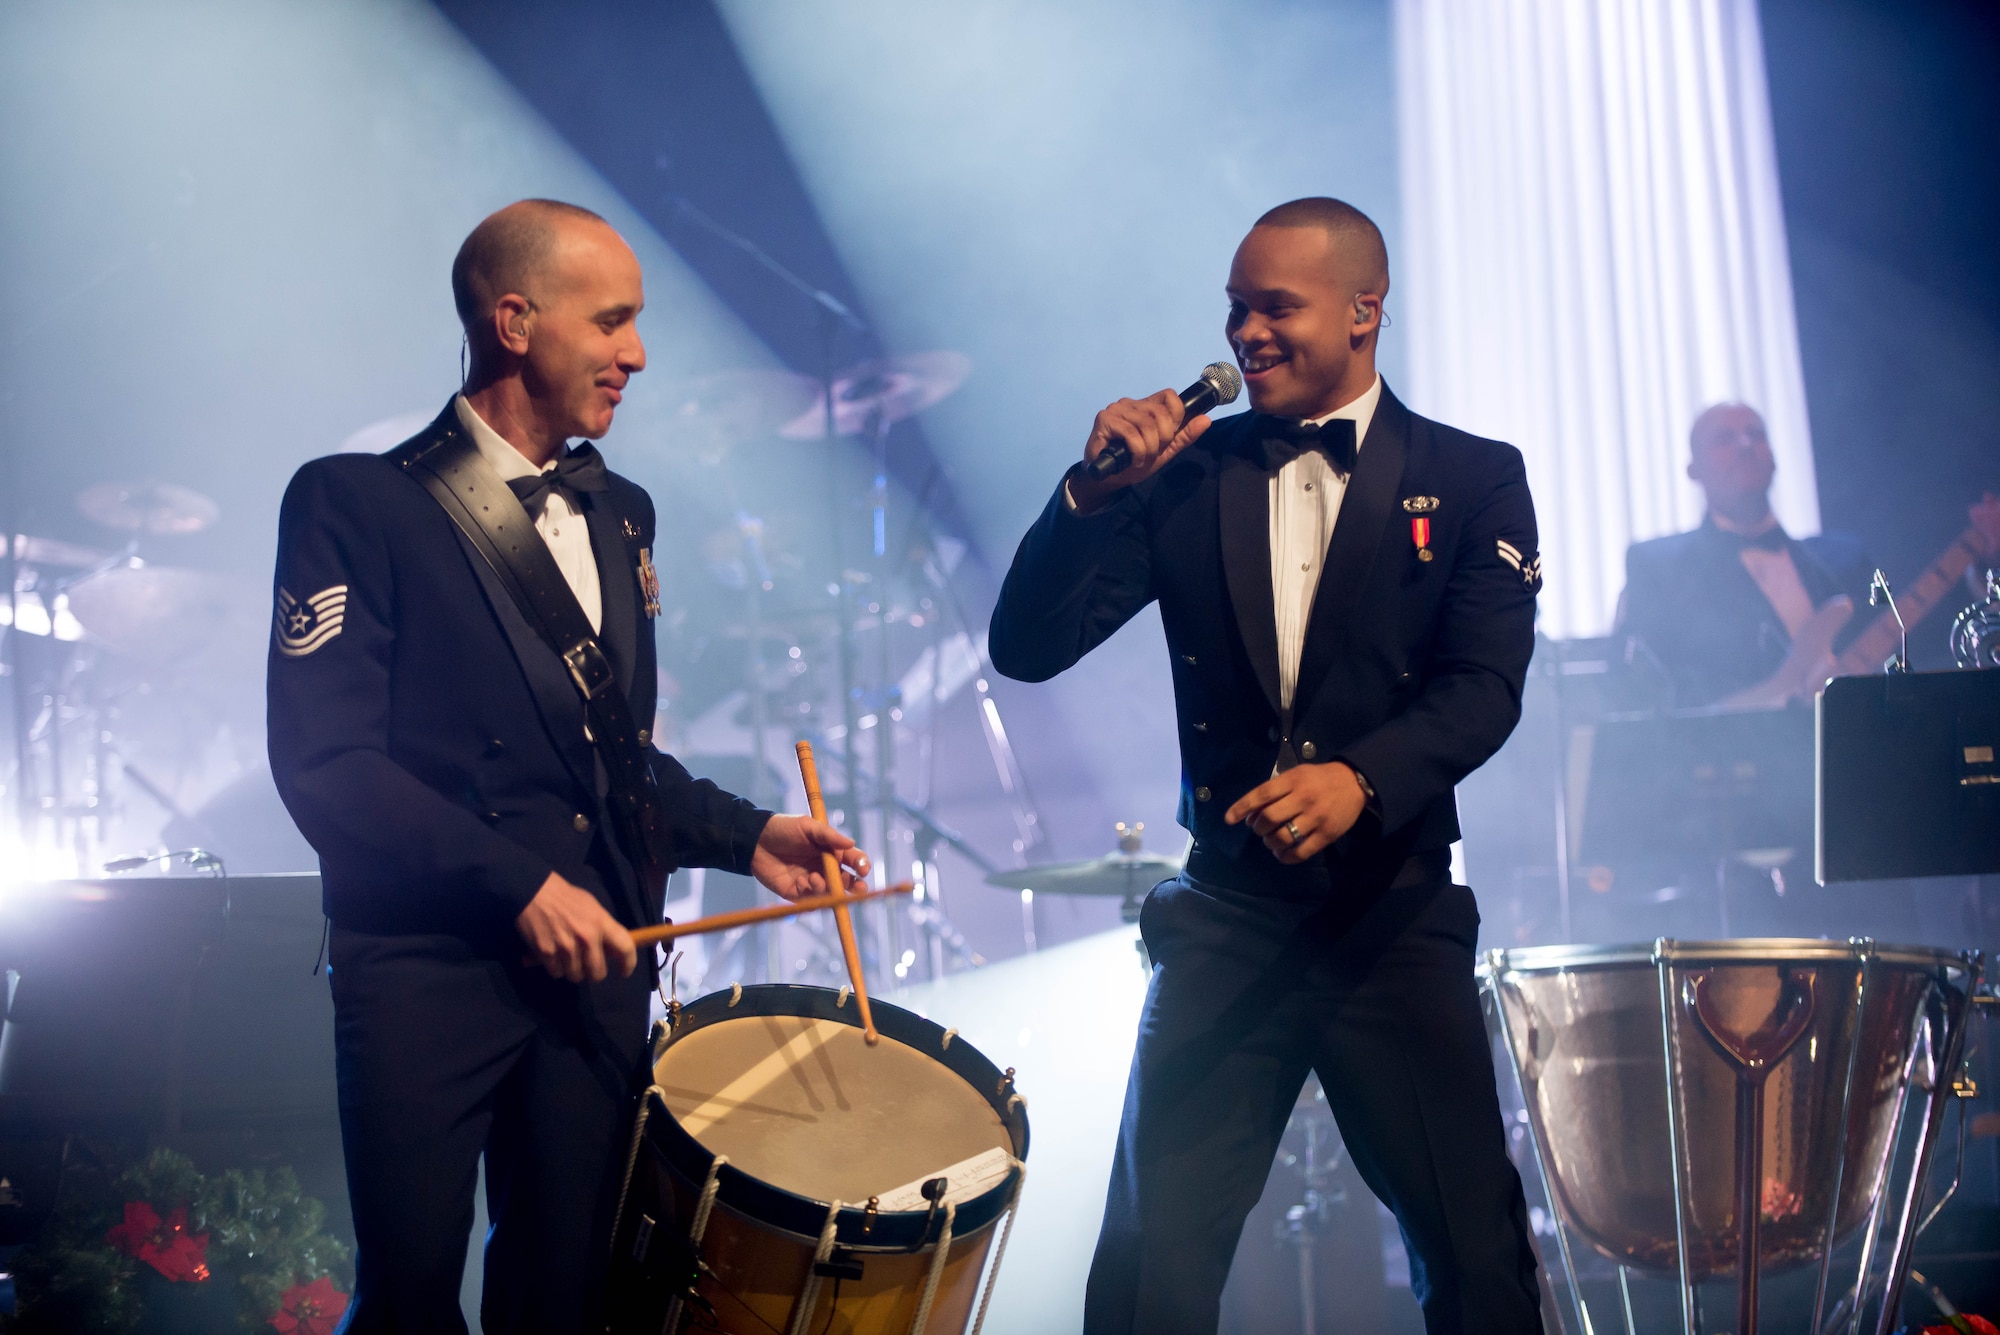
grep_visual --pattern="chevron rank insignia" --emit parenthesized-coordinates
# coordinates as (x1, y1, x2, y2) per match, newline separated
(275, 585, 349, 657)
(1495, 539, 1542, 593)
(1401, 496, 1439, 513)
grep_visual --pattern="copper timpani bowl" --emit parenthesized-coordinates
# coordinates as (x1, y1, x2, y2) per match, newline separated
(1480, 939, 1973, 1280)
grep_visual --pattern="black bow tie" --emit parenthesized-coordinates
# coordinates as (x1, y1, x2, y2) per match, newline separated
(1249, 415, 1358, 476)
(506, 443, 610, 514)
(1715, 521, 1789, 553)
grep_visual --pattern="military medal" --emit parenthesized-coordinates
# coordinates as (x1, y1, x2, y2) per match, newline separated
(1411, 516, 1433, 562)
(637, 548, 662, 618)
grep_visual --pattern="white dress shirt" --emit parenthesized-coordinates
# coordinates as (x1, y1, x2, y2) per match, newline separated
(454, 394, 602, 633)
(1272, 376, 1382, 711)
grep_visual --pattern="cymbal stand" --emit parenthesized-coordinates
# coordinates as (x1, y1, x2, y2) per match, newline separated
(734, 509, 783, 984)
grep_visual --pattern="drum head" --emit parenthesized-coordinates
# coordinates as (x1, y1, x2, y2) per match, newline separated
(654, 1012, 1012, 1205)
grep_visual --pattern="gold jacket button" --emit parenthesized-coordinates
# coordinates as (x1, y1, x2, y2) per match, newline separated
(573, 813, 592, 834)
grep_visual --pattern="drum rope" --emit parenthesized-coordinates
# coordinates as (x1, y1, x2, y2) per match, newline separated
(691, 1153, 730, 1245)
(968, 1161, 1026, 1335)
(608, 1085, 669, 1258)
(785, 1199, 845, 1335)
(906, 1201, 957, 1335)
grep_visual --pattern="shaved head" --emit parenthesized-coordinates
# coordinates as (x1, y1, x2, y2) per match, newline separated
(1253, 197, 1390, 297)
(451, 198, 612, 339)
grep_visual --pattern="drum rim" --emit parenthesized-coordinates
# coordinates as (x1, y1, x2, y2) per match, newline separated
(1477, 937, 1975, 977)
(642, 983, 1028, 1250)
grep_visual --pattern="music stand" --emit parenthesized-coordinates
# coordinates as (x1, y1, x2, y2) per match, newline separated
(1817, 670, 2000, 883)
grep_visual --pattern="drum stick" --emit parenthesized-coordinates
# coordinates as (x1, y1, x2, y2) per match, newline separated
(795, 740, 879, 1045)
(629, 883, 912, 948)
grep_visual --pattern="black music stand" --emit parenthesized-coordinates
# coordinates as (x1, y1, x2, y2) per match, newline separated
(1817, 670, 2000, 883)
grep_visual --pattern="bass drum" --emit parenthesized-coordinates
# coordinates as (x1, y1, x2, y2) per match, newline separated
(608, 985, 1029, 1335)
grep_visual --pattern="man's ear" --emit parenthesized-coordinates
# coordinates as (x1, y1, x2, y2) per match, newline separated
(493, 294, 534, 356)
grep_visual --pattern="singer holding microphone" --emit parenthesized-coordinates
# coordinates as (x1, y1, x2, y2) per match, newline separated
(990, 198, 1547, 1333)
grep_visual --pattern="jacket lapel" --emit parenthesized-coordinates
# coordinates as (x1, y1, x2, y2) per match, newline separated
(583, 492, 638, 696)
(1292, 386, 1409, 714)
(1217, 422, 1283, 718)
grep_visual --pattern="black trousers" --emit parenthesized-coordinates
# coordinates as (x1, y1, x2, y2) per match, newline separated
(328, 926, 651, 1334)
(1082, 868, 1544, 1335)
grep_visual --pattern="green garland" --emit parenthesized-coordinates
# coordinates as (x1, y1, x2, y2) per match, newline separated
(6, 1145, 351, 1334)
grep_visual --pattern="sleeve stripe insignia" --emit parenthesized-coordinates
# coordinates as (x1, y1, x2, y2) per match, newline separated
(1496, 539, 1542, 591)
(275, 584, 349, 657)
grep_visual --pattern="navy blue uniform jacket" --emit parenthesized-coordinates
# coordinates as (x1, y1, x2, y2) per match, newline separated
(989, 385, 1541, 893)
(267, 403, 768, 940)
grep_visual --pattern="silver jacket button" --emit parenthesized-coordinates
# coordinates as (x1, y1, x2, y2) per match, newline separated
(1300, 741, 1317, 761)
(1194, 786, 1212, 802)
(573, 813, 592, 834)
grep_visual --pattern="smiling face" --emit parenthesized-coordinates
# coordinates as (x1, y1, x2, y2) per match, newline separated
(516, 219, 646, 441)
(1226, 224, 1381, 419)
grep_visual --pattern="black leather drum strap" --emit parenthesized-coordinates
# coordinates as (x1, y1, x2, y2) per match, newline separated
(404, 434, 669, 903)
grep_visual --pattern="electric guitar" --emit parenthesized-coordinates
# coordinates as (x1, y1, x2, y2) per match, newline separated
(1717, 502, 2000, 710)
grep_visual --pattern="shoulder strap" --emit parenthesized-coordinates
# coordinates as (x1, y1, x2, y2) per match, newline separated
(403, 433, 669, 905)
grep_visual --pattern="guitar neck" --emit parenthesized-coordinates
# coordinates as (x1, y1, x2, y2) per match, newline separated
(1833, 525, 1988, 675)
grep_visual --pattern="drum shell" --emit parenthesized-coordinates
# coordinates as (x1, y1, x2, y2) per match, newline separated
(610, 985, 1028, 1335)
(1484, 941, 1963, 1278)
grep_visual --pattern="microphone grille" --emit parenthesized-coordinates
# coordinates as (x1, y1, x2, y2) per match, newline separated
(1201, 360, 1244, 405)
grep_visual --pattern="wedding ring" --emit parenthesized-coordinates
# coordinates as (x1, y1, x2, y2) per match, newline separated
(1285, 821, 1302, 844)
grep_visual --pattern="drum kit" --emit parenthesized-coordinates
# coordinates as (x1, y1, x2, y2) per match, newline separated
(4, 477, 258, 868)
(652, 342, 1061, 1001)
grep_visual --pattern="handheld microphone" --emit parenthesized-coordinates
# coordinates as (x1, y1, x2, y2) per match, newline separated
(1084, 361, 1243, 481)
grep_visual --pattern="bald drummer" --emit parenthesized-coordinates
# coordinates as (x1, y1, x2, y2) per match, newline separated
(267, 199, 865, 1332)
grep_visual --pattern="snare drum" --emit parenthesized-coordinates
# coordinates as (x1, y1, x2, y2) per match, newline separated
(607, 985, 1029, 1335)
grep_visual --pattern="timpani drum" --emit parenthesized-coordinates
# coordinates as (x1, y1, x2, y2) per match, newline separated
(1481, 939, 1980, 1335)
(607, 985, 1029, 1335)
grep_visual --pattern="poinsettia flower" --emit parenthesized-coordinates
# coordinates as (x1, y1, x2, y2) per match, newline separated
(1922, 1318, 2000, 1335)
(269, 1275, 350, 1335)
(105, 1201, 211, 1282)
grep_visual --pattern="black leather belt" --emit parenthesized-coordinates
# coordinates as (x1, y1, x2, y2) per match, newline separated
(1183, 843, 1451, 899)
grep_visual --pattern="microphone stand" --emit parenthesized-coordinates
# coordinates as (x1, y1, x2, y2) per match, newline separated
(1869, 568, 1909, 673)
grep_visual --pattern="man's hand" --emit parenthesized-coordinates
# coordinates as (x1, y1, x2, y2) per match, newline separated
(751, 814, 870, 901)
(516, 872, 638, 982)
(1068, 389, 1213, 514)
(1224, 763, 1369, 864)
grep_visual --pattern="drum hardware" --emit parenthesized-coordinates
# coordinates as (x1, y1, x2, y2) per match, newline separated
(1483, 938, 1982, 1335)
(661, 368, 823, 464)
(1685, 967, 1818, 1335)
(607, 984, 1029, 1335)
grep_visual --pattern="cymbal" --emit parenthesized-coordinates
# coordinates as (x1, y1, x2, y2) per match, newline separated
(983, 850, 1184, 898)
(77, 481, 219, 535)
(780, 352, 971, 440)
(65, 565, 256, 659)
(10, 533, 117, 568)
(665, 368, 822, 460)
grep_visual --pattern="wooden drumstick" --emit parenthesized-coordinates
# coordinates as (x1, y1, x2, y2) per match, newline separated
(795, 740, 879, 1044)
(629, 883, 913, 948)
